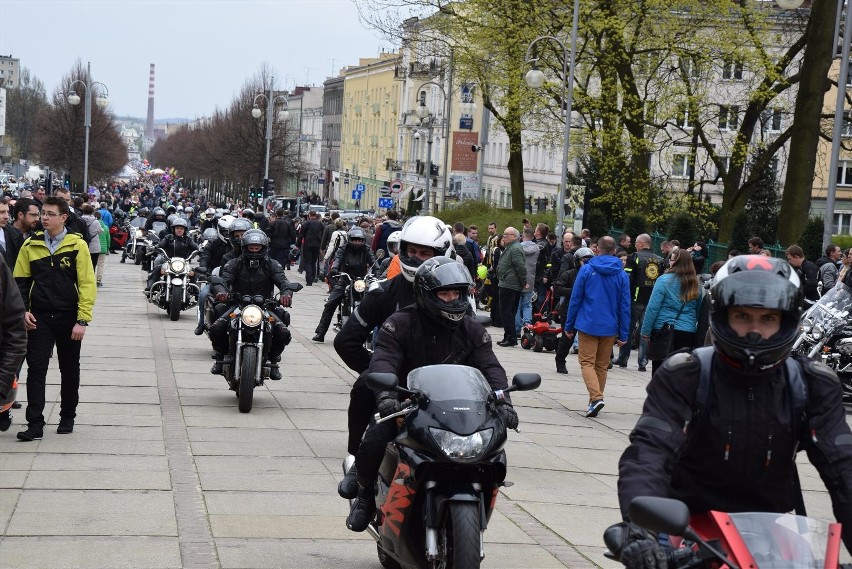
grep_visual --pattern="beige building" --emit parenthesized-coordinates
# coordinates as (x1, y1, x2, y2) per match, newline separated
(0, 55, 20, 89)
(339, 53, 402, 210)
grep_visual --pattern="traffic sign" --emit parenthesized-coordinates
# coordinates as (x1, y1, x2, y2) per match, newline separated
(379, 186, 392, 197)
(378, 197, 394, 209)
(390, 179, 403, 194)
(351, 189, 363, 200)
(344, 178, 350, 185)
(356, 183, 365, 192)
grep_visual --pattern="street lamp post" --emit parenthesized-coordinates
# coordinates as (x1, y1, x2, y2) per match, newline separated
(524, 0, 580, 236)
(67, 61, 109, 194)
(412, 127, 435, 211)
(251, 89, 290, 185)
(412, 81, 449, 213)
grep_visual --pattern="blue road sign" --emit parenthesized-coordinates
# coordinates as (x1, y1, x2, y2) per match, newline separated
(378, 197, 394, 209)
(351, 190, 363, 200)
(356, 183, 365, 193)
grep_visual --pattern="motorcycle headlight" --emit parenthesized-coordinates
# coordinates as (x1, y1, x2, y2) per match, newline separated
(801, 320, 813, 334)
(429, 427, 493, 463)
(135, 229, 145, 238)
(170, 259, 186, 273)
(241, 305, 263, 327)
(353, 279, 366, 293)
(811, 326, 824, 340)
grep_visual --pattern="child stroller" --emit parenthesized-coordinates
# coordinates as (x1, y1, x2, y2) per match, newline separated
(520, 288, 562, 352)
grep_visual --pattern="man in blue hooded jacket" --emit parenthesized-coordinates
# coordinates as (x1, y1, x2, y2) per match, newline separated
(564, 235, 631, 418)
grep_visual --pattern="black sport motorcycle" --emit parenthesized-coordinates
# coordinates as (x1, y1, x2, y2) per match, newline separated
(215, 280, 303, 413)
(344, 364, 541, 569)
(793, 281, 852, 406)
(147, 249, 201, 321)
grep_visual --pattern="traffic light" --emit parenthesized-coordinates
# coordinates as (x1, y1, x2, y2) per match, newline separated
(64, 174, 71, 189)
(265, 178, 275, 196)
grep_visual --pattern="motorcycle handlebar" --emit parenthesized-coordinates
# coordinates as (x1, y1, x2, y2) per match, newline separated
(374, 405, 416, 424)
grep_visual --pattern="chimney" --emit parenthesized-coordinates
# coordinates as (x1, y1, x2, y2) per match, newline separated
(145, 64, 155, 139)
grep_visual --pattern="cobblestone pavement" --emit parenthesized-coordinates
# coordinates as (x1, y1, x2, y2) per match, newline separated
(0, 257, 848, 568)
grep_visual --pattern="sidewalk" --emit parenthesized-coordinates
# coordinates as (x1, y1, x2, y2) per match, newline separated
(0, 258, 847, 568)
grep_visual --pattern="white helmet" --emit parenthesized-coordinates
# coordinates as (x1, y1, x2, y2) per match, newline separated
(398, 216, 454, 282)
(386, 231, 402, 257)
(218, 214, 235, 242)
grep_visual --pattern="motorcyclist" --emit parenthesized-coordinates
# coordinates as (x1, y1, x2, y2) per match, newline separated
(377, 231, 401, 278)
(145, 217, 199, 292)
(193, 226, 231, 335)
(610, 255, 852, 566)
(221, 217, 253, 267)
(311, 227, 377, 343)
(344, 256, 518, 532)
(334, 215, 456, 495)
(144, 207, 167, 231)
(208, 229, 294, 381)
(201, 207, 217, 231)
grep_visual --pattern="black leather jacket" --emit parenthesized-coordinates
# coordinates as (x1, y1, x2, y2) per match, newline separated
(331, 244, 376, 278)
(618, 349, 852, 554)
(197, 239, 229, 274)
(158, 234, 198, 259)
(214, 256, 290, 299)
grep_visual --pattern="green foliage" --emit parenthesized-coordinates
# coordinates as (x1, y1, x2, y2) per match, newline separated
(832, 234, 852, 252)
(433, 200, 555, 245)
(648, 191, 719, 240)
(406, 191, 419, 218)
(586, 208, 609, 239)
(667, 212, 697, 247)
(798, 217, 825, 262)
(623, 212, 648, 239)
(729, 211, 751, 254)
(744, 148, 780, 245)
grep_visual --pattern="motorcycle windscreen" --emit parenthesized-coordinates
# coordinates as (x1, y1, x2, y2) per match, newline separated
(802, 283, 852, 333)
(130, 218, 146, 228)
(407, 365, 493, 435)
(152, 221, 167, 234)
(727, 512, 832, 568)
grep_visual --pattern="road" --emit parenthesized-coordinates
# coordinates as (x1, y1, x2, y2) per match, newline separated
(0, 257, 847, 568)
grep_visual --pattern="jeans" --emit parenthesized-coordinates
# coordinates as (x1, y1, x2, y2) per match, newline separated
(616, 302, 648, 368)
(25, 311, 82, 428)
(196, 283, 211, 327)
(514, 290, 533, 335)
(650, 330, 696, 375)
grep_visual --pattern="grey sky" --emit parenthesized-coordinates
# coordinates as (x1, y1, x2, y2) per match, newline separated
(0, 0, 386, 120)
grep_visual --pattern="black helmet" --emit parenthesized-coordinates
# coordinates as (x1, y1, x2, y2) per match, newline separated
(139, 207, 150, 217)
(414, 256, 472, 328)
(0, 377, 18, 414)
(242, 208, 255, 220)
(166, 214, 178, 226)
(348, 227, 366, 248)
(229, 218, 253, 249)
(152, 207, 166, 219)
(171, 217, 189, 233)
(166, 204, 177, 215)
(709, 255, 803, 374)
(241, 229, 269, 263)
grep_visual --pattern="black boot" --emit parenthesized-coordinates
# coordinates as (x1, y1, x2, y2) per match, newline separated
(346, 485, 376, 532)
(338, 464, 359, 499)
(193, 322, 205, 336)
(312, 333, 325, 343)
(555, 361, 568, 374)
(269, 365, 282, 381)
(211, 353, 226, 375)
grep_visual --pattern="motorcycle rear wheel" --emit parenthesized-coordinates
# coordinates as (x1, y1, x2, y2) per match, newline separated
(238, 346, 257, 413)
(433, 502, 481, 569)
(169, 285, 182, 321)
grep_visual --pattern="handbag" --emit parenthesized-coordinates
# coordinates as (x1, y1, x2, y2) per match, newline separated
(648, 302, 686, 361)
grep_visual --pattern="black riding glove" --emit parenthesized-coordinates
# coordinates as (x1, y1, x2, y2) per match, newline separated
(620, 539, 668, 569)
(376, 392, 402, 418)
(497, 404, 519, 430)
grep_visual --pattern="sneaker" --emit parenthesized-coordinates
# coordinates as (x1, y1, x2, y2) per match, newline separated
(638, 365, 647, 372)
(12, 401, 21, 409)
(615, 360, 627, 369)
(17, 426, 43, 441)
(338, 464, 359, 499)
(555, 362, 568, 374)
(346, 486, 376, 532)
(586, 400, 605, 418)
(57, 418, 74, 434)
(0, 411, 11, 432)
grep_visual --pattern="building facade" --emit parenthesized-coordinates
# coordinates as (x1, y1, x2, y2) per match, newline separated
(321, 76, 344, 202)
(0, 55, 20, 89)
(286, 86, 325, 197)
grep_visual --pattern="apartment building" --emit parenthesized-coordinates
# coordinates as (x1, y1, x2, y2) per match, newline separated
(0, 55, 20, 89)
(286, 86, 325, 196)
(321, 76, 344, 201)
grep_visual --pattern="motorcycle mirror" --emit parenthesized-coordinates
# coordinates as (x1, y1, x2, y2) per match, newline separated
(366, 372, 399, 392)
(287, 283, 304, 292)
(376, 249, 386, 260)
(628, 497, 690, 536)
(510, 373, 541, 392)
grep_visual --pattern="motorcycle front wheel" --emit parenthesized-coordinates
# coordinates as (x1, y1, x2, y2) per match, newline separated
(433, 502, 481, 569)
(169, 285, 182, 321)
(238, 345, 257, 413)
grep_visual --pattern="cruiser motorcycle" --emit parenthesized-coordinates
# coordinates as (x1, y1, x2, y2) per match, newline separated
(605, 496, 850, 568)
(344, 364, 541, 569)
(332, 272, 371, 332)
(793, 282, 852, 406)
(147, 249, 200, 321)
(214, 280, 303, 413)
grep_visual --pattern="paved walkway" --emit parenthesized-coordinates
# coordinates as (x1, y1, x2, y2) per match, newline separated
(0, 256, 848, 568)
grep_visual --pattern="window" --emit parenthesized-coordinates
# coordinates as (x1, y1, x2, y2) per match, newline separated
(838, 160, 852, 186)
(679, 56, 700, 78)
(833, 213, 850, 235)
(844, 111, 852, 137)
(762, 109, 782, 132)
(722, 58, 744, 80)
(674, 104, 691, 129)
(672, 154, 690, 178)
(719, 105, 739, 130)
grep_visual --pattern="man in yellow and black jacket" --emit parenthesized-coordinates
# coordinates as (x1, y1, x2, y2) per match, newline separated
(13, 196, 96, 441)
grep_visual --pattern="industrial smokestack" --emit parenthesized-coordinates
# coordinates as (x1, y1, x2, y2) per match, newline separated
(145, 63, 155, 139)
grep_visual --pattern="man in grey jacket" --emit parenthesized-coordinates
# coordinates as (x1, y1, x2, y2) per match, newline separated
(516, 228, 540, 337)
(496, 227, 528, 347)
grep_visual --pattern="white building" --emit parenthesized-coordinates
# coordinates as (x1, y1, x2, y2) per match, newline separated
(286, 86, 325, 196)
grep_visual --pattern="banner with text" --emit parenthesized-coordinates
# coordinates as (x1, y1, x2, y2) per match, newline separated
(451, 131, 479, 172)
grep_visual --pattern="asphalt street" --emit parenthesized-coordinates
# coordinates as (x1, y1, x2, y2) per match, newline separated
(0, 256, 849, 568)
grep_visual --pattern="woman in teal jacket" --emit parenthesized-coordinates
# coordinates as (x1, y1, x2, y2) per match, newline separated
(641, 247, 704, 374)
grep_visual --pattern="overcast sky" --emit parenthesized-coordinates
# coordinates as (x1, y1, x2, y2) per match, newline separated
(0, 0, 387, 120)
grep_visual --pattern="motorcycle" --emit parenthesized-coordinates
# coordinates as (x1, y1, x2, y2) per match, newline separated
(110, 220, 130, 252)
(147, 249, 201, 321)
(345, 364, 541, 569)
(213, 279, 304, 413)
(793, 282, 852, 406)
(332, 272, 369, 332)
(604, 495, 849, 569)
(140, 221, 168, 271)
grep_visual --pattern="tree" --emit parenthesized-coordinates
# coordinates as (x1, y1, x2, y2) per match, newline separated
(798, 216, 824, 262)
(667, 211, 697, 247)
(744, 148, 781, 245)
(4, 67, 48, 161)
(32, 61, 127, 188)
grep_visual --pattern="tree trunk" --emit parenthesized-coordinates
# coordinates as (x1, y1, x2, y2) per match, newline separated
(508, 142, 525, 212)
(777, 0, 836, 245)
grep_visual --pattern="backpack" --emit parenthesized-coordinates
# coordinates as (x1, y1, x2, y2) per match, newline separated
(690, 346, 809, 514)
(329, 231, 348, 259)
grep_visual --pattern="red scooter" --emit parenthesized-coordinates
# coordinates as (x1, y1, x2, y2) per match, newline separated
(605, 496, 850, 568)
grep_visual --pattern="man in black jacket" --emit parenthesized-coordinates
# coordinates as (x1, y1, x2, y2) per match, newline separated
(344, 257, 517, 532)
(209, 230, 297, 381)
(312, 227, 376, 342)
(612, 255, 852, 566)
(300, 211, 324, 285)
(268, 209, 297, 269)
(0, 253, 27, 432)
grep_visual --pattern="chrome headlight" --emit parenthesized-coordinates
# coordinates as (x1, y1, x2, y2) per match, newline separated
(170, 259, 186, 273)
(811, 326, 824, 340)
(353, 279, 366, 293)
(429, 427, 493, 463)
(135, 229, 145, 238)
(241, 305, 263, 327)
